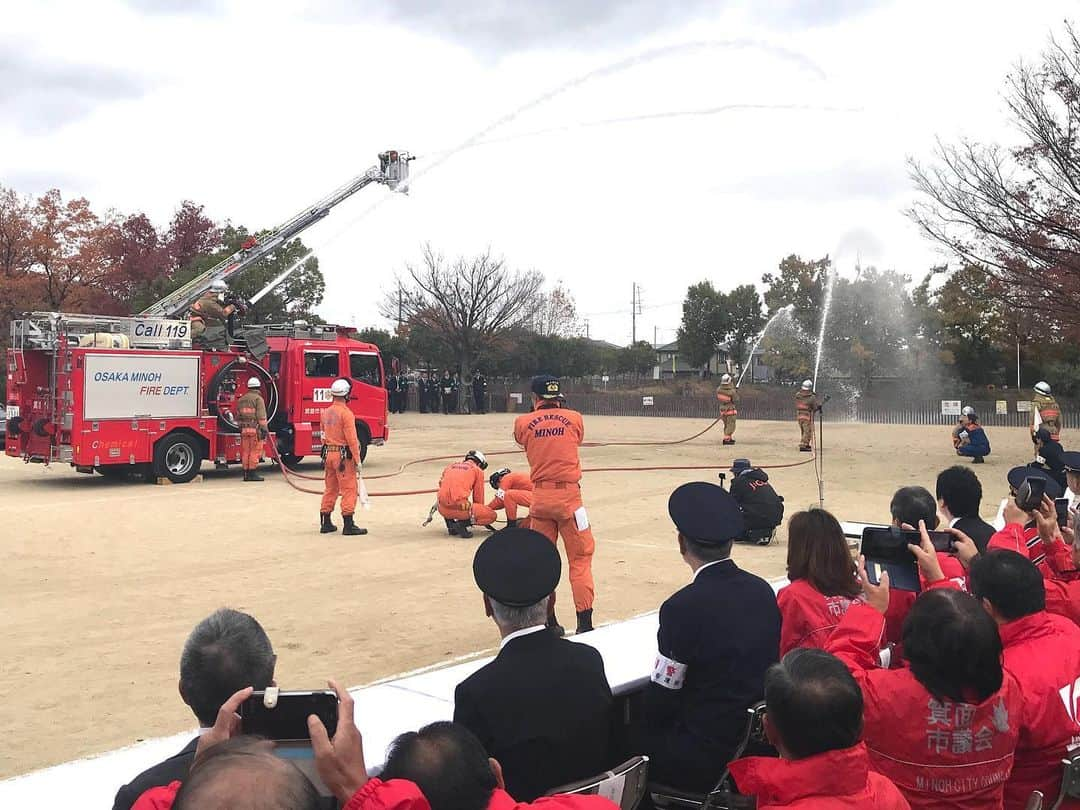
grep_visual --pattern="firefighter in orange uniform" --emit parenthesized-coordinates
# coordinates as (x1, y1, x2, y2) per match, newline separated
(795, 379, 819, 452)
(486, 467, 534, 528)
(514, 374, 596, 635)
(236, 377, 268, 482)
(188, 279, 236, 343)
(1032, 381, 1062, 443)
(715, 373, 738, 446)
(437, 450, 497, 538)
(320, 378, 367, 536)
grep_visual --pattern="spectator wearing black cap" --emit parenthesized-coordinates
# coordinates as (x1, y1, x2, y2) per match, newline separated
(643, 482, 781, 793)
(728, 459, 785, 545)
(1062, 450, 1080, 510)
(514, 374, 598, 634)
(728, 649, 910, 809)
(453, 528, 613, 801)
(112, 609, 276, 810)
(989, 466, 1065, 576)
(935, 466, 995, 553)
(1032, 427, 1067, 490)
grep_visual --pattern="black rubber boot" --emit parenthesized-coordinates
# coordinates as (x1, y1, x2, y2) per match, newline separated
(320, 513, 337, 534)
(973, 456, 985, 464)
(505, 518, 520, 529)
(445, 518, 458, 537)
(575, 609, 594, 634)
(342, 515, 368, 536)
(799, 445, 812, 453)
(723, 438, 735, 445)
(547, 613, 565, 637)
(244, 470, 264, 482)
(457, 521, 473, 539)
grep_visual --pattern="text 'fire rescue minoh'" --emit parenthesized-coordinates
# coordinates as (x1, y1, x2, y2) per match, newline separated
(4, 151, 413, 483)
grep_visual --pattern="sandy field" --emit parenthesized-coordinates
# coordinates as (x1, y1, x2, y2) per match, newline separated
(0, 413, 1038, 778)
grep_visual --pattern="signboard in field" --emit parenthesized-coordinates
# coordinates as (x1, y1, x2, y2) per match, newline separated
(642, 396, 655, 407)
(83, 353, 200, 419)
(941, 400, 962, 416)
(1017, 400, 1033, 413)
(996, 400, 1008, 415)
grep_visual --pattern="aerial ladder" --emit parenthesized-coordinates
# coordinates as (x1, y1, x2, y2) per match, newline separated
(139, 150, 413, 320)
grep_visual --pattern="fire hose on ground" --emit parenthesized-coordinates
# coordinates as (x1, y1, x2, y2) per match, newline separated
(266, 416, 818, 499)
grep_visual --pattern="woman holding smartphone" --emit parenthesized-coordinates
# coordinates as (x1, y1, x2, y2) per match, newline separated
(776, 509, 863, 656)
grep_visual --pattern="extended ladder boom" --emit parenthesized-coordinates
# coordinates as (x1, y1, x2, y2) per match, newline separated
(140, 150, 412, 319)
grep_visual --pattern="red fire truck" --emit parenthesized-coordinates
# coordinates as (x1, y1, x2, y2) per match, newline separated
(4, 151, 412, 483)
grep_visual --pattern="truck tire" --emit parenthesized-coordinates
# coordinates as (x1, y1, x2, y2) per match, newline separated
(153, 433, 201, 484)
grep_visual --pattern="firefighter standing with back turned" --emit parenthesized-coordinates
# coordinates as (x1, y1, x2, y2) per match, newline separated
(795, 379, 819, 452)
(715, 373, 738, 446)
(514, 375, 597, 635)
(319, 378, 368, 536)
(1032, 381, 1062, 444)
(236, 377, 268, 482)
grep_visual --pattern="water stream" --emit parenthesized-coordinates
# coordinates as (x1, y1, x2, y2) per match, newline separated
(736, 303, 794, 387)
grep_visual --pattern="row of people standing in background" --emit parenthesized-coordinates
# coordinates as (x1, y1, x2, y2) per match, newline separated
(385, 369, 488, 414)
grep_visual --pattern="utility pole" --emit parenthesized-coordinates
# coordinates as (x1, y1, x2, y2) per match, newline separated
(654, 325, 658, 347)
(397, 282, 403, 330)
(631, 283, 642, 344)
(584, 319, 590, 339)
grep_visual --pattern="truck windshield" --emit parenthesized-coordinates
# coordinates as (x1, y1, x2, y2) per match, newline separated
(305, 351, 340, 377)
(350, 353, 382, 386)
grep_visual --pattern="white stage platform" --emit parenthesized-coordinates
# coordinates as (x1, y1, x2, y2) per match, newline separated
(1, 574, 803, 808)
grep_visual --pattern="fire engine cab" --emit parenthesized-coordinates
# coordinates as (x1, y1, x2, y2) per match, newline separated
(4, 150, 412, 483)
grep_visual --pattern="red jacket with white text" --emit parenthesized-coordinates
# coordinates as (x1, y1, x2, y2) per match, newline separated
(776, 578, 863, 656)
(998, 611, 1080, 809)
(729, 742, 910, 808)
(345, 779, 620, 810)
(826, 603, 1023, 810)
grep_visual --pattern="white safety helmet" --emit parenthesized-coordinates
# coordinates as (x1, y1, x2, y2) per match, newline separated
(720, 373, 732, 384)
(330, 378, 351, 397)
(210, 279, 228, 293)
(247, 377, 261, 389)
(465, 449, 488, 470)
(1035, 381, 1052, 396)
(801, 379, 813, 390)
(962, 405, 975, 416)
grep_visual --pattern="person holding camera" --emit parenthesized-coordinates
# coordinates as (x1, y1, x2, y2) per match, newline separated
(988, 467, 1069, 577)
(236, 378, 268, 482)
(728, 458, 784, 545)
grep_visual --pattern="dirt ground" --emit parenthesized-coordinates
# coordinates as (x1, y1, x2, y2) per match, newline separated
(0, 413, 1037, 777)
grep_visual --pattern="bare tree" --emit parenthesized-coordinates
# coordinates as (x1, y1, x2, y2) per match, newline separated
(532, 281, 579, 336)
(908, 23, 1080, 325)
(383, 245, 544, 385)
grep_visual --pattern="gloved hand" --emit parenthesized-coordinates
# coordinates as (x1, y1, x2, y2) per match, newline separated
(257, 427, 268, 440)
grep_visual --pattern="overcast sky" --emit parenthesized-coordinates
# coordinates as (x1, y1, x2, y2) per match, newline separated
(2, 1, 1073, 344)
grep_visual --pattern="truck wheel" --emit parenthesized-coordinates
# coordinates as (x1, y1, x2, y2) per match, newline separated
(153, 434, 201, 484)
(280, 454, 303, 468)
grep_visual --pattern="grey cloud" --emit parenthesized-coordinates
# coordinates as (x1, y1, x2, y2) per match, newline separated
(0, 49, 148, 133)
(310, 0, 886, 56)
(2, 169, 90, 195)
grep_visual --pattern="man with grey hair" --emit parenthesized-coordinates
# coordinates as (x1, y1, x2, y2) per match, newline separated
(453, 528, 613, 801)
(112, 608, 276, 810)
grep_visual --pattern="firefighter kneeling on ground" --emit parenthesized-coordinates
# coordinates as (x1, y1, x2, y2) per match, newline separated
(319, 378, 368, 536)
(189, 279, 237, 344)
(236, 377, 268, 482)
(715, 373, 738, 446)
(486, 467, 534, 529)
(795, 379, 820, 452)
(954, 408, 990, 464)
(437, 450, 497, 538)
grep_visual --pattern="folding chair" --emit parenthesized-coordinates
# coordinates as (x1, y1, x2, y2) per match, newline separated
(547, 756, 650, 810)
(1047, 750, 1080, 809)
(650, 702, 769, 810)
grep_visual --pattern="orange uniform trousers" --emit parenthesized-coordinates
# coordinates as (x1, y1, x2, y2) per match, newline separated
(487, 489, 534, 521)
(797, 413, 813, 447)
(322, 449, 358, 516)
(529, 482, 595, 611)
(438, 499, 498, 525)
(240, 428, 262, 470)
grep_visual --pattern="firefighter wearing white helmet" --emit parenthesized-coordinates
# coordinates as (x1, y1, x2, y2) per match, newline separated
(795, 380, 819, 452)
(235, 376, 269, 481)
(319, 378, 368, 536)
(715, 372, 739, 446)
(951, 405, 977, 449)
(189, 279, 237, 344)
(1031, 381, 1062, 444)
(436, 449, 497, 538)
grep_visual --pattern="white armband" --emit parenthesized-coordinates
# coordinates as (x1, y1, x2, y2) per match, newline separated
(651, 653, 687, 690)
(496, 489, 505, 500)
